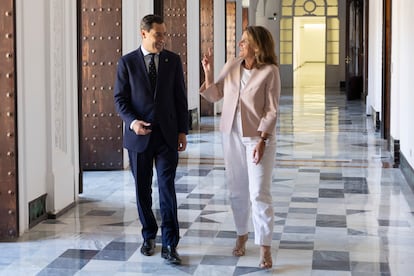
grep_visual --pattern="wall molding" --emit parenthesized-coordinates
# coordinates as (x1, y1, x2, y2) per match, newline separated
(401, 152, 414, 192)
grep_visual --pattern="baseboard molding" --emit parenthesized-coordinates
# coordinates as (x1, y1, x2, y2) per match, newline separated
(400, 153, 414, 192)
(390, 137, 400, 167)
(371, 106, 380, 132)
(47, 202, 76, 220)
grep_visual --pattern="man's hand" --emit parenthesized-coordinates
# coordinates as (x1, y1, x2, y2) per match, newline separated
(177, 133, 187, 151)
(132, 120, 152, 135)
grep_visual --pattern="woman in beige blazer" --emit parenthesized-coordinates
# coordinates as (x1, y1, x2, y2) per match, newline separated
(200, 26, 281, 269)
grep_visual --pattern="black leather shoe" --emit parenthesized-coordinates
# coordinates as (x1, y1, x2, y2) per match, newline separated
(161, 246, 182, 265)
(140, 239, 155, 256)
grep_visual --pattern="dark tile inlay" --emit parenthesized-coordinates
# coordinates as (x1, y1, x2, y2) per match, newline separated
(319, 188, 344, 198)
(60, 249, 99, 259)
(299, 168, 321, 173)
(291, 197, 318, 203)
(312, 250, 350, 271)
(272, 232, 282, 240)
(283, 226, 316, 234)
(320, 173, 343, 180)
(175, 184, 197, 193)
(351, 261, 391, 273)
(216, 230, 238, 238)
(46, 257, 90, 270)
(92, 241, 139, 261)
(274, 212, 288, 218)
(377, 219, 410, 227)
(184, 229, 217, 238)
(104, 221, 134, 227)
(93, 250, 135, 261)
(187, 193, 214, 199)
(178, 203, 206, 210)
(178, 221, 192, 228)
(195, 216, 219, 223)
(102, 241, 139, 251)
(288, 207, 317, 214)
(279, 240, 314, 250)
(85, 210, 116, 216)
(188, 169, 211, 176)
(201, 255, 239, 266)
(233, 266, 263, 276)
(348, 228, 368, 236)
(346, 209, 368, 215)
(344, 177, 369, 194)
(316, 214, 347, 228)
(200, 210, 227, 215)
(37, 268, 79, 276)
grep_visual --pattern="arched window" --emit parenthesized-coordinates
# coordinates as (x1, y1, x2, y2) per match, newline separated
(280, 0, 339, 65)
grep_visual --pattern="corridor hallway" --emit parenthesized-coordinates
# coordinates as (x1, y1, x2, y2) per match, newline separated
(1, 87, 414, 276)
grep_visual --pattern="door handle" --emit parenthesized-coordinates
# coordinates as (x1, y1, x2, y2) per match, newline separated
(345, 56, 352, 64)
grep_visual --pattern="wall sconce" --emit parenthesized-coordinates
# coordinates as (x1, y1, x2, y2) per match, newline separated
(268, 13, 278, 21)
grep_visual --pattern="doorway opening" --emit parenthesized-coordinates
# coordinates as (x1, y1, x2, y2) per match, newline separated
(293, 16, 326, 88)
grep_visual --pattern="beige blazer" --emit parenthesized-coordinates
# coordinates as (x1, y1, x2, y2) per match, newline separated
(200, 57, 281, 137)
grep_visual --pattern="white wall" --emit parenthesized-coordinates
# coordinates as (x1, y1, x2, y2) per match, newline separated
(391, 0, 414, 168)
(16, 0, 78, 234)
(122, 0, 152, 54)
(187, 1, 200, 112)
(366, 1, 383, 115)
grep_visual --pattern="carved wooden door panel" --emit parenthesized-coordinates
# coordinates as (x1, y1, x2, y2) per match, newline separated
(155, 0, 190, 119)
(0, 0, 18, 240)
(79, 0, 123, 174)
(162, 0, 188, 86)
(345, 0, 364, 100)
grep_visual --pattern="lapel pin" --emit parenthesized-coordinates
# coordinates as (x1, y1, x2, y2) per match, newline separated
(165, 58, 169, 63)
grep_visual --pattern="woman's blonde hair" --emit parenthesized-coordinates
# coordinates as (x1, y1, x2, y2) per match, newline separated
(245, 26, 278, 68)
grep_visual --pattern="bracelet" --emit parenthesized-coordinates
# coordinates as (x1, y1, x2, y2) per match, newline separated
(260, 137, 267, 144)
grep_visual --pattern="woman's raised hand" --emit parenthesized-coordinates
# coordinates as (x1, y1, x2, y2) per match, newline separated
(201, 48, 214, 85)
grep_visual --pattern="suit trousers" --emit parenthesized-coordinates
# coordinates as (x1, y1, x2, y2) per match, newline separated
(222, 111, 276, 246)
(128, 126, 180, 247)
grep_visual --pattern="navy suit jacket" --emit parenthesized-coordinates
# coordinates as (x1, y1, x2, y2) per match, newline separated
(114, 47, 188, 152)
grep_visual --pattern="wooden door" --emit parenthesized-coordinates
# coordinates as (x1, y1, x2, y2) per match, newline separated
(0, 0, 18, 240)
(162, 0, 188, 85)
(382, 0, 391, 140)
(78, 0, 123, 182)
(345, 0, 364, 100)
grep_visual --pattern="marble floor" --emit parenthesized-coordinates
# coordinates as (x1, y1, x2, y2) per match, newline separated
(1, 87, 414, 276)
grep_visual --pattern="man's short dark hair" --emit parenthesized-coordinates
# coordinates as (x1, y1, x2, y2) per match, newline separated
(140, 14, 164, 31)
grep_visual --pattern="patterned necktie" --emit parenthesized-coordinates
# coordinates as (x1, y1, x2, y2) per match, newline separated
(148, 54, 157, 93)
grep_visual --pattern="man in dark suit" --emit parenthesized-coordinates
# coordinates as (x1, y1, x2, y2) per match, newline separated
(114, 14, 188, 265)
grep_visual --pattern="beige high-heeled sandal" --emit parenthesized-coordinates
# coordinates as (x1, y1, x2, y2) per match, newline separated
(232, 234, 248, 256)
(259, 245, 273, 269)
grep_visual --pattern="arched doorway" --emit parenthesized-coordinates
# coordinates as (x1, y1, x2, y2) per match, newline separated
(279, 0, 340, 88)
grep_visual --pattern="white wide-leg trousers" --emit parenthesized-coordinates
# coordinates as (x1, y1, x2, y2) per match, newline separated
(222, 111, 276, 246)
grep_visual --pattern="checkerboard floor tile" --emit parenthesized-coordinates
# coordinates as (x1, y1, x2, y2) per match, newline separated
(1, 88, 413, 275)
